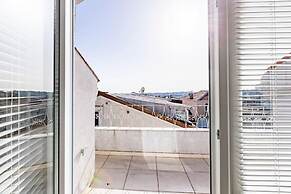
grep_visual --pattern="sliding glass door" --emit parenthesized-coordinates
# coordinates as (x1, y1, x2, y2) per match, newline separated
(0, 0, 58, 193)
(225, 0, 291, 193)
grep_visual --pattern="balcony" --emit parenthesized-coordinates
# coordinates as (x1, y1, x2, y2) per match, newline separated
(83, 91, 210, 193)
(89, 151, 209, 194)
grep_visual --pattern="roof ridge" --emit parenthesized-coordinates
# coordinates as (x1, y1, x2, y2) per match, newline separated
(75, 47, 100, 82)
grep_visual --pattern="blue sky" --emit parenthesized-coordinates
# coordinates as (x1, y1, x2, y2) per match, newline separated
(76, 0, 208, 93)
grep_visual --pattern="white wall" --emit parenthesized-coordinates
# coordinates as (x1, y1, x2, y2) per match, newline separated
(96, 96, 180, 128)
(74, 50, 98, 194)
(95, 127, 209, 154)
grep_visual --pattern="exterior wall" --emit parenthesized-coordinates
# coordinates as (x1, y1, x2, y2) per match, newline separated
(96, 96, 180, 128)
(95, 127, 209, 154)
(74, 50, 98, 194)
(116, 94, 191, 122)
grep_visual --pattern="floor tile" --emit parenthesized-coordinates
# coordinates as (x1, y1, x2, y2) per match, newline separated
(180, 158, 209, 173)
(103, 155, 131, 169)
(124, 169, 158, 191)
(158, 171, 193, 193)
(130, 156, 156, 170)
(95, 155, 108, 169)
(89, 188, 159, 194)
(89, 188, 124, 194)
(90, 154, 209, 194)
(124, 190, 158, 194)
(159, 193, 193, 194)
(187, 172, 210, 194)
(157, 157, 184, 172)
(91, 168, 128, 190)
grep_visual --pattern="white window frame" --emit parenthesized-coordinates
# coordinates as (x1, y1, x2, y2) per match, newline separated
(56, 0, 223, 193)
(215, 0, 291, 193)
(215, 0, 231, 193)
(58, 0, 74, 193)
(209, 0, 223, 193)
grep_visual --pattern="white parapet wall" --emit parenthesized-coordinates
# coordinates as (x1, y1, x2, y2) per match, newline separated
(96, 95, 181, 128)
(95, 127, 209, 154)
(74, 49, 99, 194)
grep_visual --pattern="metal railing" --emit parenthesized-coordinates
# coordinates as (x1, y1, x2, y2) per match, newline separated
(95, 102, 209, 128)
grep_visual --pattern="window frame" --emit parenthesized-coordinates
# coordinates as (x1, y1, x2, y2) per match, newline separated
(209, 0, 225, 193)
(216, 0, 231, 193)
(216, 0, 291, 193)
(58, 0, 74, 193)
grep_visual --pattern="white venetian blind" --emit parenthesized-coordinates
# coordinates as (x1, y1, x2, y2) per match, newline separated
(230, 0, 291, 193)
(0, 1, 55, 193)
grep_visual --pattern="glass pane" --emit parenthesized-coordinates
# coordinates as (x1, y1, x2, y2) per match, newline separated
(0, 1, 57, 193)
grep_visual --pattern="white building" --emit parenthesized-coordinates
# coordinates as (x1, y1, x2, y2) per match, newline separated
(260, 54, 291, 127)
(96, 92, 184, 128)
(74, 48, 99, 194)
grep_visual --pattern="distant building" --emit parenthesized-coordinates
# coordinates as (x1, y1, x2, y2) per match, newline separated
(113, 93, 193, 126)
(259, 54, 291, 127)
(96, 92, 192, 128)
(179, 90, 209, 127)
(241, 54, 291, 131)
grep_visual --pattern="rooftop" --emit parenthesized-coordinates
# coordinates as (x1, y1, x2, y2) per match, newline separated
(115, 93, 191, 108)
(98, 91, 194, 128)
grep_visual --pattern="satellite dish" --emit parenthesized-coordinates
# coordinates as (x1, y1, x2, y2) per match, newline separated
(139, 87, 145, 94)
(189, 92, 194, 99)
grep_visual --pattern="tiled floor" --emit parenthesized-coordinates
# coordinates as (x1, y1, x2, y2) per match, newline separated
(90, 153, 210, 194)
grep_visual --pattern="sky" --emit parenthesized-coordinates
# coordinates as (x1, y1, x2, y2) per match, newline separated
(75, 0, 208, 93)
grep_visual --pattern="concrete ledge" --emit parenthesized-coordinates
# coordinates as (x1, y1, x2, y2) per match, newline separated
(95, 150, 209, 159)
(95, 127, 209, 154)
(95, 126, 208, 132)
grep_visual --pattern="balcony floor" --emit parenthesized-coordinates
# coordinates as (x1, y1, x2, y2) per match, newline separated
(89, 151, 210, 194)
